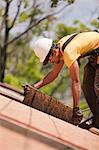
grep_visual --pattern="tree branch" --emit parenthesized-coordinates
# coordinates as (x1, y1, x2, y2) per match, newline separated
(50, 3, 69, 16)
(4, 15, 50, 46)
(4, 0, 10, 44)
(9, 0, 22, 30)
(4, 3, 70, 47)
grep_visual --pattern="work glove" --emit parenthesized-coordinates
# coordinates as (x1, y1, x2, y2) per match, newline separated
(24, 84, 30, 96)
(72, 107, 83, 126)
(23, 84, 35, 96)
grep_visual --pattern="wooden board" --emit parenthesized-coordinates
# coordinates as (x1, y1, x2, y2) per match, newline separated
(23, 85, 74, 124)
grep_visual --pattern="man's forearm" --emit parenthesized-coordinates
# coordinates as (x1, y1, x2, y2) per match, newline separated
(34, 61, 63, 89)
(34, 80, 44, 89)
(72, 80, 81, 108)
(34, 71, 57, 89)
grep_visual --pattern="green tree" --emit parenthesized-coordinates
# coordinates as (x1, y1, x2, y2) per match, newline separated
(0, 0, 75, 82)
(91, 19, 99, 29)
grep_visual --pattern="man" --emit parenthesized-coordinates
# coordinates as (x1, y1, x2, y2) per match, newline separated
(25, 31, 99, 128)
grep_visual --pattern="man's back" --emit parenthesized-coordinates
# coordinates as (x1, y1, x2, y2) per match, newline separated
(58, 31, 99, 68)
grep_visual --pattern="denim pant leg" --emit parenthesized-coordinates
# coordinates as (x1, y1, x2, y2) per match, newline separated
(94, 66, 99, 96)
(94, 66, 99, 124)
(82, 62, 97, 115)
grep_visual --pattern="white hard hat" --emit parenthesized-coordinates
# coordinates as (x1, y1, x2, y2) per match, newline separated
(34, 37, 52, 63)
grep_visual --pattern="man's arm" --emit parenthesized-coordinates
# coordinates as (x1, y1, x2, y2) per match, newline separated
(69, 61, 83, 125)
(34, 61, 64, 89)
(69, 61, 81, 108)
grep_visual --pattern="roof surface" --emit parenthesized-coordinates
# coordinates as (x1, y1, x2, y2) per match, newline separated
(0, 83, 99, 150)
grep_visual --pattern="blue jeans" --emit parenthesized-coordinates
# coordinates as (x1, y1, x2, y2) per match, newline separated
(82, 56, 99, 127)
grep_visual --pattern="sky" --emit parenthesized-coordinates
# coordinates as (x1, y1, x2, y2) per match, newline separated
(57, 0, 99, 26)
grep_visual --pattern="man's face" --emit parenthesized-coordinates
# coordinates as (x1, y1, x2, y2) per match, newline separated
(49, 48, 60, 64)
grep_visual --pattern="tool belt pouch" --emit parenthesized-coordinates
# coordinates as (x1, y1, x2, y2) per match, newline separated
(88, 50, 99, 67)
(79, 47, 99, 66)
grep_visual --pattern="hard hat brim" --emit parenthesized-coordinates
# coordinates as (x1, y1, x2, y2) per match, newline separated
(43, 43, 57, 65)
(43, 49, 52, 65)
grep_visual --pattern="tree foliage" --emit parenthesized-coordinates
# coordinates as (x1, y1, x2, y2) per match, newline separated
(91, 19, 99, 29)
(0, 0, 74, 82)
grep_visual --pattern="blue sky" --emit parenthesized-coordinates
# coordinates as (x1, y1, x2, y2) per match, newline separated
(57, 0, 99, 26)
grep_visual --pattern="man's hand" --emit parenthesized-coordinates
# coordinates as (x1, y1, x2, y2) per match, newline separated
(23, 84, 37, 95)
(23, 84, 31, 96)
(72, 107, 83, 125)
